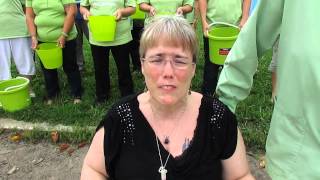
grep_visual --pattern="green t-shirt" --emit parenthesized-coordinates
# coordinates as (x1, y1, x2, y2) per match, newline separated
(0, 0, 29, 39)
(206, 0, 242, 25)
(25, 0, 77, 42)
(81, 0, 135, 46)
(137, 0, 194, 24)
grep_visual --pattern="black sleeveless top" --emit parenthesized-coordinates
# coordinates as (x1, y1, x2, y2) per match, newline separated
(97, 93, 237, 180)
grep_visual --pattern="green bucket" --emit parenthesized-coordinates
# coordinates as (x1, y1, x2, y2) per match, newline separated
(0, 77, 31, 112)
(131, 5, 145, 19)
(36, 43, 63, 69)
(208, 22, 240, 65)
(89, 15, 116, 42)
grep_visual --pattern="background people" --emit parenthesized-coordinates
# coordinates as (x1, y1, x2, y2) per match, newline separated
(199, 0, 251, 96)
(216, 0, 320, 179)
(139, 0, 193, 24)
(80, 0, 135, 105)
(0, 0, 35, 97)
(26, 0, 82, 105)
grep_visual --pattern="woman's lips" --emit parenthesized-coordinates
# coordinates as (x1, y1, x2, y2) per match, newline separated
(159, 85, 176, 90)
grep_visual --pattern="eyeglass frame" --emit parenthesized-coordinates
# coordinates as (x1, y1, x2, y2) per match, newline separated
(140, 56, 195, 70)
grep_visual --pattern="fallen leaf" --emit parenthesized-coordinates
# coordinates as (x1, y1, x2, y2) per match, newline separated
(51, 131, 59, 143)
(7, 166, 18, 175)
(78, 141, 87, 149)
(9, 133, 22, 142)
(67, 148, 75, 156)
(59, 143, 69, 152)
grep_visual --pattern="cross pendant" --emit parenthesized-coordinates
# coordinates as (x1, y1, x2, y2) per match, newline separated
(158, 166, 167, 180)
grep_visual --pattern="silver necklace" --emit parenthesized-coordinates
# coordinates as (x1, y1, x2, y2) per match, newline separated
(155, 135, 170, 180)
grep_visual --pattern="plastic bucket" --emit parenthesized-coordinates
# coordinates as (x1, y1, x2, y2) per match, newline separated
(89, 16, 116, 41)
(0, 77, 31, 112)
(131, 5, 145, 19)
(36, 43, 63, 69)
(207, 22, 240, 65)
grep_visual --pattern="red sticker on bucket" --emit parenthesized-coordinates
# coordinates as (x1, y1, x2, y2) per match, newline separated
(219, 48, 231, 55)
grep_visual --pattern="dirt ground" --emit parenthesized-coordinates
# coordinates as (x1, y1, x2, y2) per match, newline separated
(0, 131, 270, 180)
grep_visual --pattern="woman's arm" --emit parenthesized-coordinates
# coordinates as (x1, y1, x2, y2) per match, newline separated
(198, 0, 208, 36)
(114, 6, 136, 21)
(239, 0, 251, 28)
(222, 130, 255, 180)
(25, 7, 37, 49)
(57, 3, 76, 48)
(80, 6, 91, 20)
(176, 4, 193, 15)
(139, 3, 156, 16)
(81, 128, 108, 180)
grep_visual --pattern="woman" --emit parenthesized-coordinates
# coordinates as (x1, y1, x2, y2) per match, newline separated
(138, 0, 193, 24)
(25, 0, 82, 105)
(80, 0, 135, 104)
(81, 16, 254, 180)
(216, 0, 320, 179)
(0, 0, 35, 97)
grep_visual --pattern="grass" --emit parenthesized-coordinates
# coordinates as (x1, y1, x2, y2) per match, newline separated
(0, 26, 273, 152)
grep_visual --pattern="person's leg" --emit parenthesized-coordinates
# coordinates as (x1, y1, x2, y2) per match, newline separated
(90, 44, 110, 102)
(111, 43, 134, 97)
(10, 37, 36, 97)
(81, 19, 89, 40)
(39, 61, 59, 104)
(0, 39, 12, 80)
(269, 38, 279, 102)
(75, 19, 85, 71)
(201, 36, 220, 96)
(62, 39, 82, 102)
(129, 20, 144, 72)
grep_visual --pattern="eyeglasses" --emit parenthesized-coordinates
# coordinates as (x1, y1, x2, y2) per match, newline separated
(141, 56, 195, 70)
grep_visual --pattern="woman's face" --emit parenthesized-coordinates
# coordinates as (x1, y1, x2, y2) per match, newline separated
(142, 39, 196, 105)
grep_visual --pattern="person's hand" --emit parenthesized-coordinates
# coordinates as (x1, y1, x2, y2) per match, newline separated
(114, 8, 123, 21)
(31, 36, 38, 50)
(238, 17, 248, 29)
(176, 7, 184, 16)
(149, 6, 156, 16)
(202, 21, 209, 37)
(192, 19, 198, 30)
(82, 11, 91, 20)
(57, 35, 66, 48)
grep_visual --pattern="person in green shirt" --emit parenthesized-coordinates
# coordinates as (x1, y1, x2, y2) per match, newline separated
(199, 0, 251, 96)
(138, 0, 193, 24)
(25, 0, 82, 105)
(216, 0, 320, 179)
(80, 0, 135, 104)
(0, 0, 35, 97)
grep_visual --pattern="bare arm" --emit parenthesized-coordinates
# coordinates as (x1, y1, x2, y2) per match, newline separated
(222, 130, 255, 180)
(239, 0, 251, 28)
(25, 7, 37, 49)
(114, 6, 136, 21)
(57, 4, 76, 48)
(176, 4, 193, 15)
(139, 3, 156, 16)
(80, 6, 91, 20)
(198, 0, 208, 36)
(81, 128, 108, 180)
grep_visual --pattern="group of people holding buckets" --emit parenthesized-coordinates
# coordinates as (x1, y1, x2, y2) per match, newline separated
(0, 0, 245, 109)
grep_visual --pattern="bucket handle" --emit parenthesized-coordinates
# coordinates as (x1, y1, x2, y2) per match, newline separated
(206, 22, 240, 36)
(3, 77, 29, 91)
